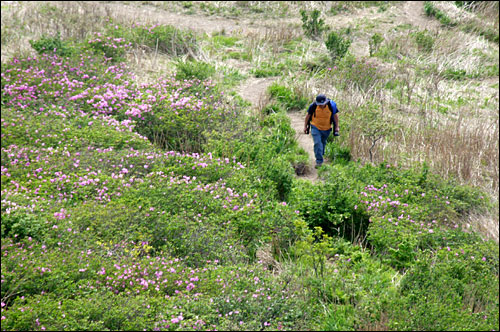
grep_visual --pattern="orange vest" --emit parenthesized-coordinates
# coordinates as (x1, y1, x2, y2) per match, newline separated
(310, 105, 332, 130)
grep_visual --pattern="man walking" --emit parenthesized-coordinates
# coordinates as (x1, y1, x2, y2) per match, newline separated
(304, 94, 339, 168)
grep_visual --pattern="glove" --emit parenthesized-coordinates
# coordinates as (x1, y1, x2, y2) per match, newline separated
(333, 131, 339, 136)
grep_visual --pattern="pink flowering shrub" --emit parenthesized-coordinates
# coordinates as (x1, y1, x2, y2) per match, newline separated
(1, 21, 498, 332)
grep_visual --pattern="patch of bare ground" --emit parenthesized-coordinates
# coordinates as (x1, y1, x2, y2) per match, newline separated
(100, 1, 299, 37)
(288, 111, 319, 182)
(237, 77, 276, 113)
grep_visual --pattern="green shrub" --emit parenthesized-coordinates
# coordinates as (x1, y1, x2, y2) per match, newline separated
(393, 244, 499, 330)
(268, 83, 309, 111)
(175, 60, 216, 81)
(261, 102, 285, 115)
(85, 32, 131, 62)
(289, 176, 370, 242)
(300, 9, 327, 39)
(325, 30, 351, 63)
(1, 212, 45, 241)
(369, 32, 384, 56)
(412, 30, 434, 52)
(29, 33, 75, 57)
(324, 142, 351, 165)
(424, 2, 455, 26)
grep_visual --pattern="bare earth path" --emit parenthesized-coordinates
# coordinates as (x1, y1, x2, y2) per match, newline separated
(288, 111, 319, 181)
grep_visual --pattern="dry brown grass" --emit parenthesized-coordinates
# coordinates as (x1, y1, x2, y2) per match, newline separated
(1, 1, 110, 59)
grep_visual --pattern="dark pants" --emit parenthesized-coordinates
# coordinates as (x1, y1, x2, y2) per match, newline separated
(311, 125, 331, 165)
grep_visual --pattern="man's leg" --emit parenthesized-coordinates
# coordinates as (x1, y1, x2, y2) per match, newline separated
(320, 129, 332, 157)
(311, 126, 324, 166)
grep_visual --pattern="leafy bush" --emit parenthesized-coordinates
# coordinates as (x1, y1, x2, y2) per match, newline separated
(289, 177, 370, 242)
(29, 33, 75, 57)
(1, 212, 44, 241)
(392, 244, 499, 330)
(85, 32, 131, 62)
(324, 141, 351, 165)
(300, 9, 327, 39)
(352, 102, 398, 162)
(325, 30, 351, 63)
(369, 32, 384, 56)
(268, 82, 309, 111)
(174, 59, 216, 81)
(412, 30, 434, 52)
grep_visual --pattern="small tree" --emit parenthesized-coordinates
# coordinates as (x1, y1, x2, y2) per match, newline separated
(355, 103, 397, 162)
(369, 33, 383, 56)
(325, 31, 351, 63)
(300, 9, 327, 40)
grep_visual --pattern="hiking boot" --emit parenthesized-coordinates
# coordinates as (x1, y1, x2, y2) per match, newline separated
(315, 163, 322, 169)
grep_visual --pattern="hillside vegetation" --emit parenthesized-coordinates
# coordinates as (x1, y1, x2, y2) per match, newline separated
(1, 1, 498, 331)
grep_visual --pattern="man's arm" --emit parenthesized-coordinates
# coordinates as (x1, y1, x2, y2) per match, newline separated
(333, 113, 339, 132)
(304, 113, 312, 134)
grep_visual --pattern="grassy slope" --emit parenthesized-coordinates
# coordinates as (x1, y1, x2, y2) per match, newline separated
(1, 1, 499, 331)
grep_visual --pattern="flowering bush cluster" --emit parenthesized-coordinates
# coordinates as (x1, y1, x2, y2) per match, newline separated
(1, 20, 498, 331)
(2, 50, 237, 153)
(0, 39, 320, 331)
(86, 32, 132, 62)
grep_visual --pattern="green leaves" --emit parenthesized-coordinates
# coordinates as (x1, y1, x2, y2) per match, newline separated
(29, 32, 75, 57)
(325, 31, 351, 63)
(300, 9, 327, 40)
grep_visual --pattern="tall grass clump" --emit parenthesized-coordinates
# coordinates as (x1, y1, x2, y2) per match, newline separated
(267, 82, 309, 112)
(110, 21, 198, 57)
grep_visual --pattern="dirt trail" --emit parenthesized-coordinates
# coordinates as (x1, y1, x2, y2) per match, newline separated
(288, 111, 319, 181)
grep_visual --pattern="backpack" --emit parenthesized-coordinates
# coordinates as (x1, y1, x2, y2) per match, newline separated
(306, 100, 336, 133)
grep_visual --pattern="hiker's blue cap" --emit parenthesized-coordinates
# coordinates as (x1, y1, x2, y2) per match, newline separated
(316, 94, 327, 105)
